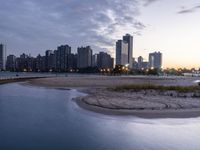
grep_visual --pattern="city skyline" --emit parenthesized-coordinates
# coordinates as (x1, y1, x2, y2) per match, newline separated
(3, 40, 163, 73)
(3, 43, 115, 72)
(0, 0, 200, 69)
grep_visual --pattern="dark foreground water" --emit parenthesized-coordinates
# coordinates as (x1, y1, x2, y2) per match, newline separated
(0, 83, 200, 150)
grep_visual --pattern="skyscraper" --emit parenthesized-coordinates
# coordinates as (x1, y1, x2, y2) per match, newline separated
(97, 52, 113, 69)
(35, 54, 46, 72)
(55, 45, 71, 72)
(92, 54, 98, 67)
(45, 50, 54, 71)
(116, 40, 128, 66)
(77, 46, 92, 68)
(123, 34, 133, 68)
(0, 44, 6, 70)
(68, 53, 77, 70)
(149, 52, 162, 69)
(15, 53, 29, 72)
(6, 55, 16, 71)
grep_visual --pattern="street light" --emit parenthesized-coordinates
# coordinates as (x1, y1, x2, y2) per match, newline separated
(125, 64, 129, 67)
(125, 64, 129, 75)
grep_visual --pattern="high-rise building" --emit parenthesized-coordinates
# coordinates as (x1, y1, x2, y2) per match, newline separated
(6, 55, 16, 71)
(77, 46, 92, 68)
(15, 53, 28, 71)
(15, 53, 35, 72)
(27, 56, 35, 72)
(45, 50, 54, 71)
(55, 45, 71, 72)
(138, 56, 143, 69)
(92, 54, 98, 67)
(0, 44, 6, 70)
(123, 34, 133, 68)
(68, 53, 77, 70)
(116, 40, 128, 66)
(149, 52, 162, 69)
(35, 54, 46, 72)
(97, 52, 113, 69)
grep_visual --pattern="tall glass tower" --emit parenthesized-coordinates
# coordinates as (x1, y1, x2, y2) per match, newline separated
(123, 34, 133, 69)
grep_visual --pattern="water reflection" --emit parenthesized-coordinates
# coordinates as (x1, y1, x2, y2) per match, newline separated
(0, 83, 200, 150)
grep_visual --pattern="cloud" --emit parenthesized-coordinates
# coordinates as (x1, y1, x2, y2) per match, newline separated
(178, 5, 200, 14)
(0, 0, 148, 56)
(134, 22, 146, 30)
(143, 0, 160, 6)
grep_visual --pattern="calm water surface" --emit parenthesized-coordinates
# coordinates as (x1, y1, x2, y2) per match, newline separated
(0, 83, 200, 150)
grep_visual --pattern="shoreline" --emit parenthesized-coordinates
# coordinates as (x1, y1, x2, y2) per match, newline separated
(0, 76, 49, 85)
(74, 87, 200, 119)
(20, 76, 200, 118)
(75, 96, 200, 119)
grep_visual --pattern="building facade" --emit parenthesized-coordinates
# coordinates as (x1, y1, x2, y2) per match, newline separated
(45, 50, 54, 71)
(138, 56, 143, 69)
(6, 55, 16, 71)
(0, 44, 6, 70)
(149, 52, 162, 69)
(123, 34, 133, 68)
(97, 52, 113, 69)
(92, 54, 98, 67)
(116, 40, 128, 66)
(68, 53, 77, 70)
(55, 45, 71, 72)
(77, 46, 92, 68)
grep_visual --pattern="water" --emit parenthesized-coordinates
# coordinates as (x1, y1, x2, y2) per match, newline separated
(0, 83, 200, 150)
(0, 72, 57, 78)
(0, 71, 102, 78)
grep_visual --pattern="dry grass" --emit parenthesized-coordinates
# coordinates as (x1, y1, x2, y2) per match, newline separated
(110, 84, 200, 93)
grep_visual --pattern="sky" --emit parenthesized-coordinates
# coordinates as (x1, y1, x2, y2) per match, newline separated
(0, 0, 200, 69)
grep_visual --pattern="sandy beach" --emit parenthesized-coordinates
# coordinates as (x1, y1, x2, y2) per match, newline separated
(28, 75, 200, 118)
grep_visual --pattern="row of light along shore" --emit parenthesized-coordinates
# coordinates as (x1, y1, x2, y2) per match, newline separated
(0, 34, 162, 73)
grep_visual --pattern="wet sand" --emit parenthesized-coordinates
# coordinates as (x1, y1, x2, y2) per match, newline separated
(28, 75, 200, 118)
